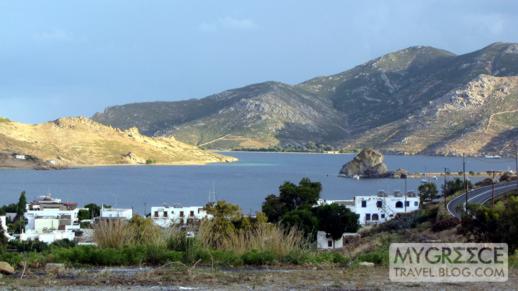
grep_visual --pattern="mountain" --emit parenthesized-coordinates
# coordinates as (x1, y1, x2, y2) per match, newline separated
(0, 117, 235, 168)
(93, 42, 518, 156)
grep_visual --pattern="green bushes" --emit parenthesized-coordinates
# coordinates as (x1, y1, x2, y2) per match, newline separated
(431, 217, 459, 232)
(51, 245, 184, 266)
(242, 249, 276, 265)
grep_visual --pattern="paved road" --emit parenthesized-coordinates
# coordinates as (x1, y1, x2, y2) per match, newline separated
(447, 181, 518, 218)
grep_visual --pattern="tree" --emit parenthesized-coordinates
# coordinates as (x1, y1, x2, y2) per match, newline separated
(261, 195, 285, 223)
(315, 204, 360, 240)
(443, 178, 472, 197)
(202, 201, 243, 248)
(280, 178, 321, 209)
(281, 207, 319, 238)
(460, 195, 518, 251)
(418, 183, 438, 204)
(79, 203, 102, 220)
(16, 191, 27, 219)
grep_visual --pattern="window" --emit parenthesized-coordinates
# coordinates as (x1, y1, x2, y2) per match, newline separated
(372, 214, 379, 221)
(361, 200, 367, 208)
(190, 211, 195, 217)
(395, 201, 403, 208)
(180, 211, 184, 217)
(365, 213, 371, 221)
(376, 201, 382, 208)
(154, 211, 159, 217)
(328, 240, 333, 248)
(163, 211, 168, 217)
(414, 201, 419, 206)
(381, 214, 385, 219)
(405, 201, 410, 207)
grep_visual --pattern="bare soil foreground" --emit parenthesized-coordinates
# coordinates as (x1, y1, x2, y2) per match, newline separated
(1, 266, 517, 290)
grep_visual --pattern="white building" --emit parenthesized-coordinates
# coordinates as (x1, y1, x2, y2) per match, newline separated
(100, 207, 133, 220)
(0, 216, 14, 241)
(151, 205, 210, 227)
(15, 154, 26, 160)
(20, 194, 81, 244)
(318, 191, 420, 225)
(316, 231, 360, 250)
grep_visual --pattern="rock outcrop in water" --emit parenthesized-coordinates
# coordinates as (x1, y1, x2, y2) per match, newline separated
(340, 148, 389, 178)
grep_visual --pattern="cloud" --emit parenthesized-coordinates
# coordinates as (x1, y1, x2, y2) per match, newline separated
(198, 16, 258, 32)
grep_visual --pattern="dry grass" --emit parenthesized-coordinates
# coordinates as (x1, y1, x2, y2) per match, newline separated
(93, 217, 167, 248)
(93, 220, 132, 248)
(198, 221, 307, 256)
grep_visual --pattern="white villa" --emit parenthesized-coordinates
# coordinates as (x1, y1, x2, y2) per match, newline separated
(151, 205, 210, 227)
(100, 206, 133, 220)
(0, 215, 14, 241)
(318, 191, 420, 225)
(20, 194, 82, 244)
(316, 191, 419, 250)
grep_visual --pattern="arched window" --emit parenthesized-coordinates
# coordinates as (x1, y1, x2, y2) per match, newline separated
(376, 201, 383, 208)
(372, 213, 379, 221)
(395, 201, 403, 208)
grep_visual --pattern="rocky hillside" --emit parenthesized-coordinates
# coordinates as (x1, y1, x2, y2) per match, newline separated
(93, 42, 518, 156)
(0, 117, 235, 168)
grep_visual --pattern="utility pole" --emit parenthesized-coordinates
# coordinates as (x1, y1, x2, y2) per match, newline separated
(468, 155, 472, 212)
(444, 168, 448, 209)
(404, 177, 407, 213)
(492, 170, 496, 208)
(515, 144, 518, 191)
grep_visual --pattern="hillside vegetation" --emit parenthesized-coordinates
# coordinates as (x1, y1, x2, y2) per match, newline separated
(0, 117, 235, 168)
(93, 42, 518, 156)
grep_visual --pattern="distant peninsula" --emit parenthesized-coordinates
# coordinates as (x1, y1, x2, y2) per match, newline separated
(0, 117, 236, 169)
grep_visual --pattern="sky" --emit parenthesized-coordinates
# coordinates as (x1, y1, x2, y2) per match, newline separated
(1, 0, 518, 123)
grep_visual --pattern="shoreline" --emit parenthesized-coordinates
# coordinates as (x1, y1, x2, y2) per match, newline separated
(216, 149, 516, 160)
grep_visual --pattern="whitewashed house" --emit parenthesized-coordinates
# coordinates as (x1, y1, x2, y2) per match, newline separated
(20, 194, 81, 244)
(316, 231, 360, 250)
(151, 205, 210, 227)
(318, 191, 420, 225)
(0, 215, 14, 241)
(100, 206, 133, 220)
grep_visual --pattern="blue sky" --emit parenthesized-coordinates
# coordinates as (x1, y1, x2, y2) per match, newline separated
(1, 0, 518, 123)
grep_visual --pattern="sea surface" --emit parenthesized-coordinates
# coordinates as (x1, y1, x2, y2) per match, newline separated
(0, 152, 515, 214)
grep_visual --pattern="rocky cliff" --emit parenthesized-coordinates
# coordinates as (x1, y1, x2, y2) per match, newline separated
(340, 149, 389, 178)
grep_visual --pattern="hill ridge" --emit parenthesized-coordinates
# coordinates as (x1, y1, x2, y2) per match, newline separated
(92, 43, 518, 156)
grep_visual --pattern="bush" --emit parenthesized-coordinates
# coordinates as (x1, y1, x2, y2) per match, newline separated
(8, 240, 49, 252)
(242, 249, 276, 265)
(52, 245, 183, 266)
(210, 250, 243, 266)
(51, 239, 76, 249)
(309, 251, 349, 265)
(431, 218, 459, 232)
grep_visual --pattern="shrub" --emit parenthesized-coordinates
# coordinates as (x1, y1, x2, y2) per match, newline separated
(51, 239, 76, 249)
(242, 249, 276, 265)
(8, 239, 49, 252)
(127, 216, 165, 247)
(210, 250, 243, 266)
(308, 251, 349, 265)
(431, 218, 459, 232)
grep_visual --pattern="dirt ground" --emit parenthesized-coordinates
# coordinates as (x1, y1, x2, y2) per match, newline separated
(1, 266, 518, 290)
